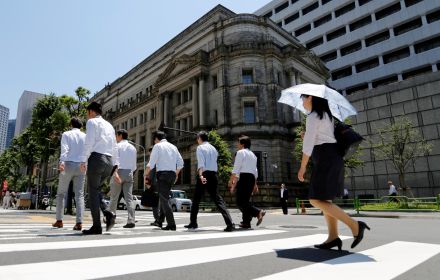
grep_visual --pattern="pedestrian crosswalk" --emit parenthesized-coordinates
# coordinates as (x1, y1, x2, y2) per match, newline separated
(0, 212, 439, 280)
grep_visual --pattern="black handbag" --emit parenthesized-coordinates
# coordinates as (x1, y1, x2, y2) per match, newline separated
(141, 188, 159, 207)
(334, 120, 364, 158)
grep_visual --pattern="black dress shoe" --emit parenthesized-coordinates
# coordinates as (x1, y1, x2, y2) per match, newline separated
(161, 225, 176, 231)
(184, 223, 198, 229)
(238, 222, 251, 229)
(224, 224, 235, 232)
(314, 237, 343, 251)
(82, 226, 102, 235)
(103, 210, 116, 232)
(151, 221, 162, 228)
(351, 221, 370, 249)
(123, 223, 135, 228)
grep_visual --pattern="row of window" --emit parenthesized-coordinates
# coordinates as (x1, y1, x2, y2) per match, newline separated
(118, 107, 156, 130)
(345, 63, 438, 95)
(176, 87, 193, 106)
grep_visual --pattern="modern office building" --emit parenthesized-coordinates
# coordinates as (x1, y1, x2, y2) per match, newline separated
(92, 5, 328, 192)
(255, 0, 440, 95)
(6, 119, 16, 148)
(0, 105, 9, 154)
(14, 90, 45, 136)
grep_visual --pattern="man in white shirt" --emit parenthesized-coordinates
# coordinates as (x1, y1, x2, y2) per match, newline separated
(228, 135, 265, 229)
(80, 102, 119, 235)
(388, 180, 398, 202)
(145, 131, 183, 231)
(185, 131, 234, 232)
(52, 118, 86, 230)
(109, 129, 137, 228)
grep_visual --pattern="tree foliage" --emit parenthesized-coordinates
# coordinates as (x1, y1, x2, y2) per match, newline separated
(208, 130, 233, 184)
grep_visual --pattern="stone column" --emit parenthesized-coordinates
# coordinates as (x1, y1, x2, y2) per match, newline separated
(191, 78, 199, 128)
(199, 76, 206, 126)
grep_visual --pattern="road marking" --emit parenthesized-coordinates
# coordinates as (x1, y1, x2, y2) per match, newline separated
(0, 229, 285, 253)
(0, 234, 348, 280)
(254, 241, 440, 280)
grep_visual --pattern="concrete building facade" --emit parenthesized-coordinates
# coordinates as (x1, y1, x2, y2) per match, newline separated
(14, 90, 45, 137)
(92, 5, 328, 192)
(255, 0, 440, 95)
(6, 119, 15, 149)
(0, 105, 9, 154)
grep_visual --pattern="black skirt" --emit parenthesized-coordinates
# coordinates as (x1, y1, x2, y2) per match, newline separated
(309, 143, 344, 200)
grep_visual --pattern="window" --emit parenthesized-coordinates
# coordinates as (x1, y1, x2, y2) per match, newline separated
(244, 102, 256, 124)
(302, 1, 319, 15)
(414, 35, 440, 53)
(383, 47, 410, 64)
(188, 87, 192, 101)
(130, 119, 133, 129)
(375, 2, 401, 21)
(394, 18, 422, 36)
(188, 116, 193, 130)
(427, 9, 440, 24)
(341, 41, 362, 56)
(181, 118, 187, 131)
(140, 114, 144, 124)
(214, 110, 218, 126)
(284, 12, 299, 25)
(306, 37, 324, 49)
(327, 27, 346, 41)
(177, 92, 182, 105)
(277, 71, 282, 85)
(150, 108, 156, 120)
(402, 65, 432, 80)
(355, 57, 379, 72)
(320, 51, 337, 63)
(212, 75, 218, 89)
(140, 136, 146, 148)
(331, 67, 352, 80)
(242, 69, 254, 84)
(404, 0, 423, 8)
(365, 30, 390, 46)
(263, 11, 272, 18)
(349, 15, 372, 31)
(182, 90, 188, 103)
(275, 1, 289, 13)
(277, 21, 283, 27)
(314, 13, 332, 28)
(322, 0, 333, 5)
(358, 0, 372, 5)
(346, 83, 369, 95)
(335, 2, 355, 18)
(295, 24, 311, 37)
(372, 76, 398, 88)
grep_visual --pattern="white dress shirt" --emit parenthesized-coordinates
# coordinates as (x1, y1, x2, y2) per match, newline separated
(80, 116, 119, 165)
(60, 128, 86, 163)
(302, 111, 336, 156)
(197, 142, 218, 172)
(232, 148, 258, 179)
(147, 139, 184, 172)
(389, 184, 397, 195)
(117, 140, 137, 172)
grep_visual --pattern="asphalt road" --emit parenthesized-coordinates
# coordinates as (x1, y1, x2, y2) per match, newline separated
(0, 208, 439, 280)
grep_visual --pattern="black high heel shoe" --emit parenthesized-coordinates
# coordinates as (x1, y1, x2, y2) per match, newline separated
(351, 221, 370, 249)
(314, 237, 342, 251)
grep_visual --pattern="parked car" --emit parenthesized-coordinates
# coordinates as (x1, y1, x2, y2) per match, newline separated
(170, 190, 192, 212)
(119, 195, 146, 210)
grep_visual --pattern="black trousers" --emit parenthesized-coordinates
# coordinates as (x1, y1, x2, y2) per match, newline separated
(280, 199, 288, 214)
(190, 171, 233, 226)
(87, 152, 113, 227)
(157, 171, 176, 227)
(236, 173, 260, 224)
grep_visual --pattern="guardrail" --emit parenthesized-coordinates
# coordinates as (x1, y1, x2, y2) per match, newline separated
(295, 195, 440, 214)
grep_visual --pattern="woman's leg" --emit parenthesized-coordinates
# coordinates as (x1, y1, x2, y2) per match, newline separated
(324, 213, 338, 241)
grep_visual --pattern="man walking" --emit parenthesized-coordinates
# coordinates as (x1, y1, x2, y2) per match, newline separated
(280, 183, 288, 215)
(52, 117, 86, 230)
(108, 129, 137, 228)
(144, 131, 183, 231)
(185, 131, 234, 232)
(80, 102, 119, 235)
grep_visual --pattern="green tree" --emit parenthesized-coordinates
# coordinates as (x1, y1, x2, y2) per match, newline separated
(12, 130, 40, 191)
(371, 117, 432, 197)
(208, 130, 233, 184)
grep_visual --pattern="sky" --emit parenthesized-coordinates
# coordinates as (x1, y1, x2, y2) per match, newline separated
(0, 0, 270, 119)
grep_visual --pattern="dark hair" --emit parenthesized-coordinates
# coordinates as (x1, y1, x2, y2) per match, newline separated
(238, 135, 251, 149)
(70, 117, 83, 129)
(311, 96, 333, 120)
(153, 131, 166, 141)
(197, 131, 208, 142)
(86, 101, 102, 115)
(116, 129, 128, 140)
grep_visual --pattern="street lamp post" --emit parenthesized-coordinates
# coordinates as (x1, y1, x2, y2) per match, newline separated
(262, 152, 268, 184)
(129, 140, 146, 191)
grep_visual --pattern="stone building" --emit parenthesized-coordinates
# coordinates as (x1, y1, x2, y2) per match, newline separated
(92, 5, 328, 192)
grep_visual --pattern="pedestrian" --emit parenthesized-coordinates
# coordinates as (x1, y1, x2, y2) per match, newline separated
(80, 101, 119, 235)
(2, 190, 11, 209)
(388, 180, 398, 202)
(144, 131, 183, 231)
(108, 129, 137, 229)
(228, 135, 265, 229)
(145, 146, 163, 227)
(185, 131, 235, 232)
(298, 94, 369, 250)
(52, 117, 86, 230)
(280, 183, 288, 215)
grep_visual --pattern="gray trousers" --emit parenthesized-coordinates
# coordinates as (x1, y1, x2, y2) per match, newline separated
(87, 152, 113, 227)
(56, 162, 85, 223)
(109, 169, 135, 224)
(157, 171, 176, 227)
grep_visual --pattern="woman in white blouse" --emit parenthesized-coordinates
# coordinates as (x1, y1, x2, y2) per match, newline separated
(298, 94, 369, 250)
